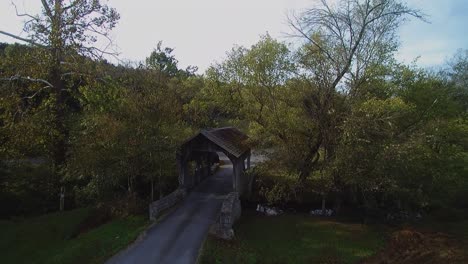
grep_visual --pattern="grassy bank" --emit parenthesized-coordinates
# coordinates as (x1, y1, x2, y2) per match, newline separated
(200, 210, 386, 264)
(0, 208, 148, 264)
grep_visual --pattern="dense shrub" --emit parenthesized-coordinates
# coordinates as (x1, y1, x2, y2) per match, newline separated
(249, 163, 299, 207)
(0, 162, 59, 218)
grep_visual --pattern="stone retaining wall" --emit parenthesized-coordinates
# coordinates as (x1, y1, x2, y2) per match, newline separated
(209, 192, 241, 240)
(149, 188, 186, 221)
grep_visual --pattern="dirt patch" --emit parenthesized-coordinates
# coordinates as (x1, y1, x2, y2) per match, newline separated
(363, 229, 466, 264)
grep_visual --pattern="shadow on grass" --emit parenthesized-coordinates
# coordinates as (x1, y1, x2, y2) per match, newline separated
(0, 208, 148, 264)
(200, 210, 386, 264)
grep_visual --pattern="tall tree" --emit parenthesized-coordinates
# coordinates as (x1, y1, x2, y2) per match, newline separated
(0, 0, 119, 167)
(146, 41, 180, 78)
(288, 0, 424, 189)
(145, 41, 198, 80)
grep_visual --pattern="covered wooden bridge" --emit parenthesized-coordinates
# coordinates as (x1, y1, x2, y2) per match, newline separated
(176, 127, 252, 196)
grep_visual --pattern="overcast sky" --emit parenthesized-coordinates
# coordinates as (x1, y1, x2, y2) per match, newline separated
(0, 0, 467, 72)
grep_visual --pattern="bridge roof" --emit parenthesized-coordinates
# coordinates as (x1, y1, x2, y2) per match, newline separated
(183, 127, 250, 158)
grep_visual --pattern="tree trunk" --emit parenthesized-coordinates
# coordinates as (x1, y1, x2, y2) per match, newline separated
(51, 69, 68, 168)
(334, 193, 342, 215)
(321, 194, 326, 215)
(49, 0, 69, 169)
(59, 186, 65, 211)
(151, 177, 154, 201)
(127, 175, 132, 194)
(159, 164, 163, 199)
(298, 134, 322, 184)
(332, 173, 344, 215)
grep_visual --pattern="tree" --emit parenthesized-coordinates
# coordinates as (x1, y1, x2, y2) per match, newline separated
(449, 50, 468, 87)
(146, 41, 180, 78)
(0, 0, 119, 167)
(290, 0, 423, 92)
(145, 41, 198, 80)
(67, 75, 189, 204)
(446, 49, 468, 112)
(330, 63, 468, 216)
(190, 35, 297, 133)
(288, 0, 424, 202)
(0, 44, 52, 159)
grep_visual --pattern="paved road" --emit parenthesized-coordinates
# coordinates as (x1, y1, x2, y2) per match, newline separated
(106, 155, 233, 264)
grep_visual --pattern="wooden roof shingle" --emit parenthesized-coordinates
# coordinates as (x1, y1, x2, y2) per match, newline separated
(200, 127, 249, 158)
(182, 127, 250, 158)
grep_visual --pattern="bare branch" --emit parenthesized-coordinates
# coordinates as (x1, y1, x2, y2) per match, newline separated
(1, 75, 54, 88)
(0, 30, 47, 48)
(80, 45, 120, 60)
(41, 0, 53, 18)
(290, 0, 425, 91)
(11, 1, 38, 21)
(287, 13, 337, 65)
(23, 85, 52, 99)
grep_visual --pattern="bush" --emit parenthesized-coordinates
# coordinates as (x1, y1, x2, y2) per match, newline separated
(0, 162, 59, 218)
(250, 164, 298, 207)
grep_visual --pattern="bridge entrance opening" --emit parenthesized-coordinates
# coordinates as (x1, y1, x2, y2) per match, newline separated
(176, 127, 251, 196)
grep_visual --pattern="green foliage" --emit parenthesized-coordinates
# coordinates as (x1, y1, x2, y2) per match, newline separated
(146, 41, 198, 78)
(327, 63, 468, 214)
(146, 41, 180, 77)
(1, 0, 123, 215)
(1, 0, 121, 167)
(185, 30, 467, 219)
(0, 44, 54, 159)
(249, 163, 299, 206)
(0, 162, 58, 217)
(1, 36, 200, 216)
(67, 77, 191, 202)
(187, 36, 315, 179)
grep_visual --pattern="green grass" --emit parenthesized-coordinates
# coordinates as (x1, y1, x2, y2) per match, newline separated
(200, 210, 386, 264)
(0, 208, 148, 264)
